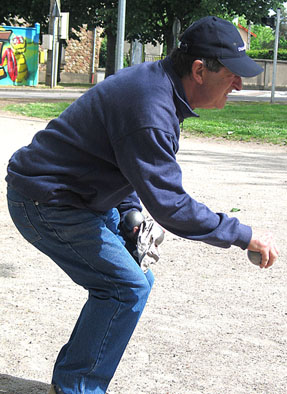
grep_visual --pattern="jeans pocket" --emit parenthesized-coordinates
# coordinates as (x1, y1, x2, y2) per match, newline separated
(7, 199, 42, 244)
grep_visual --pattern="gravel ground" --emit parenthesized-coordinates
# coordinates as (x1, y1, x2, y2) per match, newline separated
(0, 111, 286, 394)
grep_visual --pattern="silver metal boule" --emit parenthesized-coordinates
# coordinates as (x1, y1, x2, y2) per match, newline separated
(247, 250, 262, 266)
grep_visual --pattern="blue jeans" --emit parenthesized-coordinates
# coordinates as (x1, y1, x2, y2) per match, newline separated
(7, 187, 154, 394)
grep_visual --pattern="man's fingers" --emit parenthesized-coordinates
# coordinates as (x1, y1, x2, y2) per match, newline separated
(248, 231, 279, 269)
(264, 246, 279, 269)
(259, 244, 279, 269)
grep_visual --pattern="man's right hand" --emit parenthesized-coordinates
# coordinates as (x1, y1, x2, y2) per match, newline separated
(247, 231, 279, 269)
(121, 210, 145, 241)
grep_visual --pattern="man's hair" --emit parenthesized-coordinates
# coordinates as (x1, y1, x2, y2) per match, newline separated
(170, 47, 223, 78)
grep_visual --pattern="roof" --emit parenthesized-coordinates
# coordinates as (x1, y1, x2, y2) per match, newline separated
(238, 23, 257, 38)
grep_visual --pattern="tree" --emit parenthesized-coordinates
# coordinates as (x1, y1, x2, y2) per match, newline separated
(124, 0, 285, 55)
(1, 0, 285, 77)
(248, 6, 287, 50)
(125, 0, 213, 55)
(278, 6, 287, 49)
(250, 24, 276, 49)
(0, 0, 100, 38)
(0, 0, 50, 29)
(0, 0, 113, 75)
(92, 2, 118, 78)
(0, 0, 119, 78)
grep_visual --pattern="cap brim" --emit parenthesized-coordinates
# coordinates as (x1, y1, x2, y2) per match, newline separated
(219, 55, 263, 77)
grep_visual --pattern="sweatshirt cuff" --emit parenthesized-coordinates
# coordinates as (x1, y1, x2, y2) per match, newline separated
(233, 223, 252, 250)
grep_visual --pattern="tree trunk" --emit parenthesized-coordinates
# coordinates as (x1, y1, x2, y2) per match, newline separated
(166, 29, 175, 55)
(105, 30, 116, 78)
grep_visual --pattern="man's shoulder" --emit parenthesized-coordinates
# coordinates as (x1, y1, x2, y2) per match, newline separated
(115, 61, 167, 88)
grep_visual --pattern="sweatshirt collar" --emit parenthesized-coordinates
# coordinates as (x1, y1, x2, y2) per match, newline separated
(161, 56, 199, 122)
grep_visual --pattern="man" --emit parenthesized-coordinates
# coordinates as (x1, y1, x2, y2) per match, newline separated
(6, 16, 278, 394)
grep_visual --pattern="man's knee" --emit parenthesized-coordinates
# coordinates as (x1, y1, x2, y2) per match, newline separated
(120, 271, 153, 307)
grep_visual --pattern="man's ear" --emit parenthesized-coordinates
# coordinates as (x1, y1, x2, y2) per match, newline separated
(191, 60, 205, 84)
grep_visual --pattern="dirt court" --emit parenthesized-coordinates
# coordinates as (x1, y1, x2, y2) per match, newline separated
(0, 110, 286, 394)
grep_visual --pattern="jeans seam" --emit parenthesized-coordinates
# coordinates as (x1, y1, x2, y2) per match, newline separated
(87, 299, 123, 378)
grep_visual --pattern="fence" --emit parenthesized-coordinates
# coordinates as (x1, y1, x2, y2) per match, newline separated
(242, 59, 287, 90)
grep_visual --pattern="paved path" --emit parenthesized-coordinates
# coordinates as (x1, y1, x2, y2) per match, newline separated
(229, 89, 287, 103)
(0, 86, 287, 103)
(1, 114, 286, 394)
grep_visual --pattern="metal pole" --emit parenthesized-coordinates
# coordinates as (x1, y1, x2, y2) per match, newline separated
(91, 28, 97, 83)
(45, 0, 55, 86)
(247, 24, 251, 50)
(47, 0, 60, 88)
(271, 8, 280, 103)
(51, 12, 57, 88)
(53, 40, 60, 87)
(115, 0, 126, 72)
(131, 40, 143, 65)
(172, 18, 181, 49)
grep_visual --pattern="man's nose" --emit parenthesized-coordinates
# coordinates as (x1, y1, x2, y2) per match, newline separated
(232, 75, 242, 91)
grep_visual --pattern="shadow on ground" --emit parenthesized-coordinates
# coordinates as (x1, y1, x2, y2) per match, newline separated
(0, 374, 49, 394)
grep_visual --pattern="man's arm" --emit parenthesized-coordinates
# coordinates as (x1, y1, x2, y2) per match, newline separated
(115, 128, 251, 249)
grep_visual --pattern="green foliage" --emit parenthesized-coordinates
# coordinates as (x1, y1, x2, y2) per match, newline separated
(0, 0, 50, 31)
(95, 1, 118, 36)
(279, 7, 287, 49)
(248, 7, 287, 51)
(250, 25, 275, 49)
(123, 53, 130, 68)
(126, 0, 285, 55)
(0, 0, 104, 37)
(99, 36, 107, 68)
(3, 0, 282, 52)
(247, 48, 287, 60)
(279, 36, 287, 49)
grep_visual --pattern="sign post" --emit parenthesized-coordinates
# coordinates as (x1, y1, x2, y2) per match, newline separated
(45, 0, 61, 87)
(271, 8, 281, 103)
(115, 0, 126, 72)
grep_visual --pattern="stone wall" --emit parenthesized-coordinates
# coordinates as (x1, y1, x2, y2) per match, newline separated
(63, 25, 101, 74)
(39, 25, 103, 83)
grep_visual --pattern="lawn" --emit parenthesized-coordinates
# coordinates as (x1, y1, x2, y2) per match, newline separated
(3, 101, 287, 145)
(183, 102, 287, 145)
(4, 101, 72, 120)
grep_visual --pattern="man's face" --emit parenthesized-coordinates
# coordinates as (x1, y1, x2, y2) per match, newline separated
(186, 62, 242, 110)
(200, 66, 242, 109)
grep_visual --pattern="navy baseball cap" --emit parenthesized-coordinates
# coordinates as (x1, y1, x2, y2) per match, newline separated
(179, 16, 263, 77)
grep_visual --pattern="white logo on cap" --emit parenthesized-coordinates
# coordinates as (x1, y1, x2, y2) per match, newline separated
(238, 43, 246, 52)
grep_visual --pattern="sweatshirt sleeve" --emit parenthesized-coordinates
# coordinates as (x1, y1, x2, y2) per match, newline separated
(114, 128, 252, 250)
(117, 191, 142, 216)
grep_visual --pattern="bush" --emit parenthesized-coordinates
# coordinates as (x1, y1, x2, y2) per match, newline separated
(247, 49, 287, 61)
(99, 37, 107, 68)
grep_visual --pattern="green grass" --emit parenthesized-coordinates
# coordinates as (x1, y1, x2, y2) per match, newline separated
(3, 101, 287, 145)
(4, 101, 72, 119)
(183, 102, 287, 145)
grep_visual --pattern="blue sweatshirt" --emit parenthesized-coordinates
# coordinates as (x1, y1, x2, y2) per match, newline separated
(6, 57, 252, 249)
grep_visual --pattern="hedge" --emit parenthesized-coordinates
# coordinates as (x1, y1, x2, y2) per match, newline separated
(247, 49, 287, 61)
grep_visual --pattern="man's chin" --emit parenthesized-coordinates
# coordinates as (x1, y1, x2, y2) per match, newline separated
(216, 97, 228, 109)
